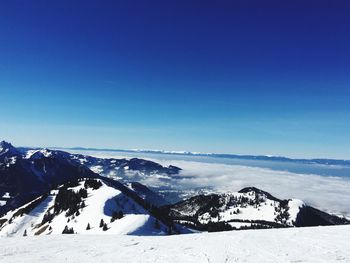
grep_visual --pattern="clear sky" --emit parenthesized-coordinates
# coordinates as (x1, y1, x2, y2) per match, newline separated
(1, 0, 350, 159)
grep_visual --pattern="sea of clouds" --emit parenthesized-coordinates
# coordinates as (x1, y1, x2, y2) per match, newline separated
(170, 160, 350, 218)
(70, 150, 350, 218)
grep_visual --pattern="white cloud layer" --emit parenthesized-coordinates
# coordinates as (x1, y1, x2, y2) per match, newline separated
(170, 160, 350, 217)
(71, 150, 350, 218)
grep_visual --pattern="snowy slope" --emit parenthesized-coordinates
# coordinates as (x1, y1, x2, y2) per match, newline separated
(164, 187, 348, 230)
(166, 188, 303, 228)
(197, 193, 303, 226)
(0, 179, 169, 237)
(0, 225, 349, 262)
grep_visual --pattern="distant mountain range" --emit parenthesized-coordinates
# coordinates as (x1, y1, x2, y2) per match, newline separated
(54, 146, 350, 167)
(1, 141, 348, 237)
(0, 141, 180, 216)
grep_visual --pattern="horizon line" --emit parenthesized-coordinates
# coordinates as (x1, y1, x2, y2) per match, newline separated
(44, 146, 350, 164)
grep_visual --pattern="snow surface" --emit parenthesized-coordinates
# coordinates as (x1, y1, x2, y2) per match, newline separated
(0, 180, 168, 237)
(25, 149, 37, 159)
(2, 193, 10, 198)
(228, 222, 252, 228)
(183, 190, 303, 226)
(90, 165, 104, 174)
(25, 149, 52, 159)
(1, 192, 11, 206)
(0, 225, 349, 262)
(287, 199, 305, 224)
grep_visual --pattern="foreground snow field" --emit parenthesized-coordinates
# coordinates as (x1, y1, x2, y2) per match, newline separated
(0, 225, 349, 263)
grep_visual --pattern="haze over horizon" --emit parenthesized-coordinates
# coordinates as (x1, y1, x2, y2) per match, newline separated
(1, 1, 350, 159)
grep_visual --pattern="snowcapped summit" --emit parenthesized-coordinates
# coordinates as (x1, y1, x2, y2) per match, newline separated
(0, 178, 182, 237)
(0, 140, 11, 149)
(161, 186, 348, 231)
(25, 148, 53, 159)
(0, 144, 98, 217)
(0, 141, 19, 157)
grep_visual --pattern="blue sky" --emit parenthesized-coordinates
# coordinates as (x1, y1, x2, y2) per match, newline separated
(1, 1, 350, 159)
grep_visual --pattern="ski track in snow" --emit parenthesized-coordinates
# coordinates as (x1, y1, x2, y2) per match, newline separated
(0, 225, 349, 262)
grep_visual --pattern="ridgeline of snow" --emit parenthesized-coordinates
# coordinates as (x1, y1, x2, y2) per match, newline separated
(198, 191, 303, 226)
(169, 189, 306, 228)
(61, 145, 350, 167)
(0, 179, 168, 237)
(0, 225, 349, 262)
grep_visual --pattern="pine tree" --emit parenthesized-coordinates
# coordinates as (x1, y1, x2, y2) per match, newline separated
(62, 225, 69, 234)
(86, 223, 91, 230)
(23, 229, 27, 236)
(79, 188, 88, 198)
(62, 225, 74, 234)
(112, 210, 124, 221)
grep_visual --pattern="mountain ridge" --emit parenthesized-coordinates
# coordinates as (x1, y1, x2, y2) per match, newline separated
(1, 141, 349, 236)
(49, 145, 350, 166)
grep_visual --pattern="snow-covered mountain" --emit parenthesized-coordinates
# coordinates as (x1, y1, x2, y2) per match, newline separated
(24, 146, 182, 197)
(162, 186, 349, 231)
(0, 142, 97, 216)
(0, 178, 177, 237)
(0, 141, 187, 237)
(70, 154, 189, 204)
(1, 142, 181, 215)
(0, 141, 21, 158)
(1, 141, 348, 237)
(70, 153, 182, 184)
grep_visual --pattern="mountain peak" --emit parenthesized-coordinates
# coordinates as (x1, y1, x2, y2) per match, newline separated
(0, 141, 19, 156)
(238, 187, 281, 202)
(0, 140, 13, 149)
